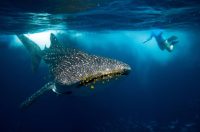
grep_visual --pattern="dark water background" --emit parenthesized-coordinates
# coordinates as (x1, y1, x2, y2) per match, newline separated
(0, 0, 200, 132)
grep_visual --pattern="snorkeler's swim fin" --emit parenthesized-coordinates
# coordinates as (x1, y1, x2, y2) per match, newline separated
(20, 82, 54, 110)
(167, 36, 177, 42)
(17, 34, 42, 72)
(167, 36, 178, 45)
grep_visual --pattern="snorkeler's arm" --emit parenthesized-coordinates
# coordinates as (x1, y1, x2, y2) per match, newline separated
(143, 33, 154, 44)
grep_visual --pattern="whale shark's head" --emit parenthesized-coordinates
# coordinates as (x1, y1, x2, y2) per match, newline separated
(77, 55, 131, 86)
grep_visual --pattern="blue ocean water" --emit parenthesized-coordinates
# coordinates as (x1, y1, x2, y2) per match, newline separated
(0, 0, 200, 132)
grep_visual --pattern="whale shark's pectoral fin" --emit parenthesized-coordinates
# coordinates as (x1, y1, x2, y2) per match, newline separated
(20, 82, 55, 110)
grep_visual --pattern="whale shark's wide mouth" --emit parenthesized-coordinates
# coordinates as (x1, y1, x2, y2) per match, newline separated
(78, 68, 131, 87)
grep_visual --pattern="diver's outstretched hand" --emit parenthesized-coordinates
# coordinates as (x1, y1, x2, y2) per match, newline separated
(143, 36, 153, 44)
(143, 39, 150, 44)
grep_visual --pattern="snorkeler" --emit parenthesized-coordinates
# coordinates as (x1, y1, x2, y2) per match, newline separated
(143, 31, 178, 52)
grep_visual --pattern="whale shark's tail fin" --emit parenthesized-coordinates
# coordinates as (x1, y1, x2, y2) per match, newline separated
(20, 82, 54, 110)
(17, 34, 42, 72)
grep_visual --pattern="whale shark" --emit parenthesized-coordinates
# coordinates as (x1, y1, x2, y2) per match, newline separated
(17, 33, 131, 109)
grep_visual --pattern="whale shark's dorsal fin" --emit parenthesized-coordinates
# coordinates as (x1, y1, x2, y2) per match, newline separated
(50, 33, 64, 49)
(44, 44, 48, 50)
(20, 82, 55, 110)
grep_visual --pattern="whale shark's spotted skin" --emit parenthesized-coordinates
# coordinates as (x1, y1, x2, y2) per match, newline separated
(42, 34, 131, 89)
(17, 33, 131, 109)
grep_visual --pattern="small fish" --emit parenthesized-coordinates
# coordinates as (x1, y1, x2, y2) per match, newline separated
(17, 33, 131, 109)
